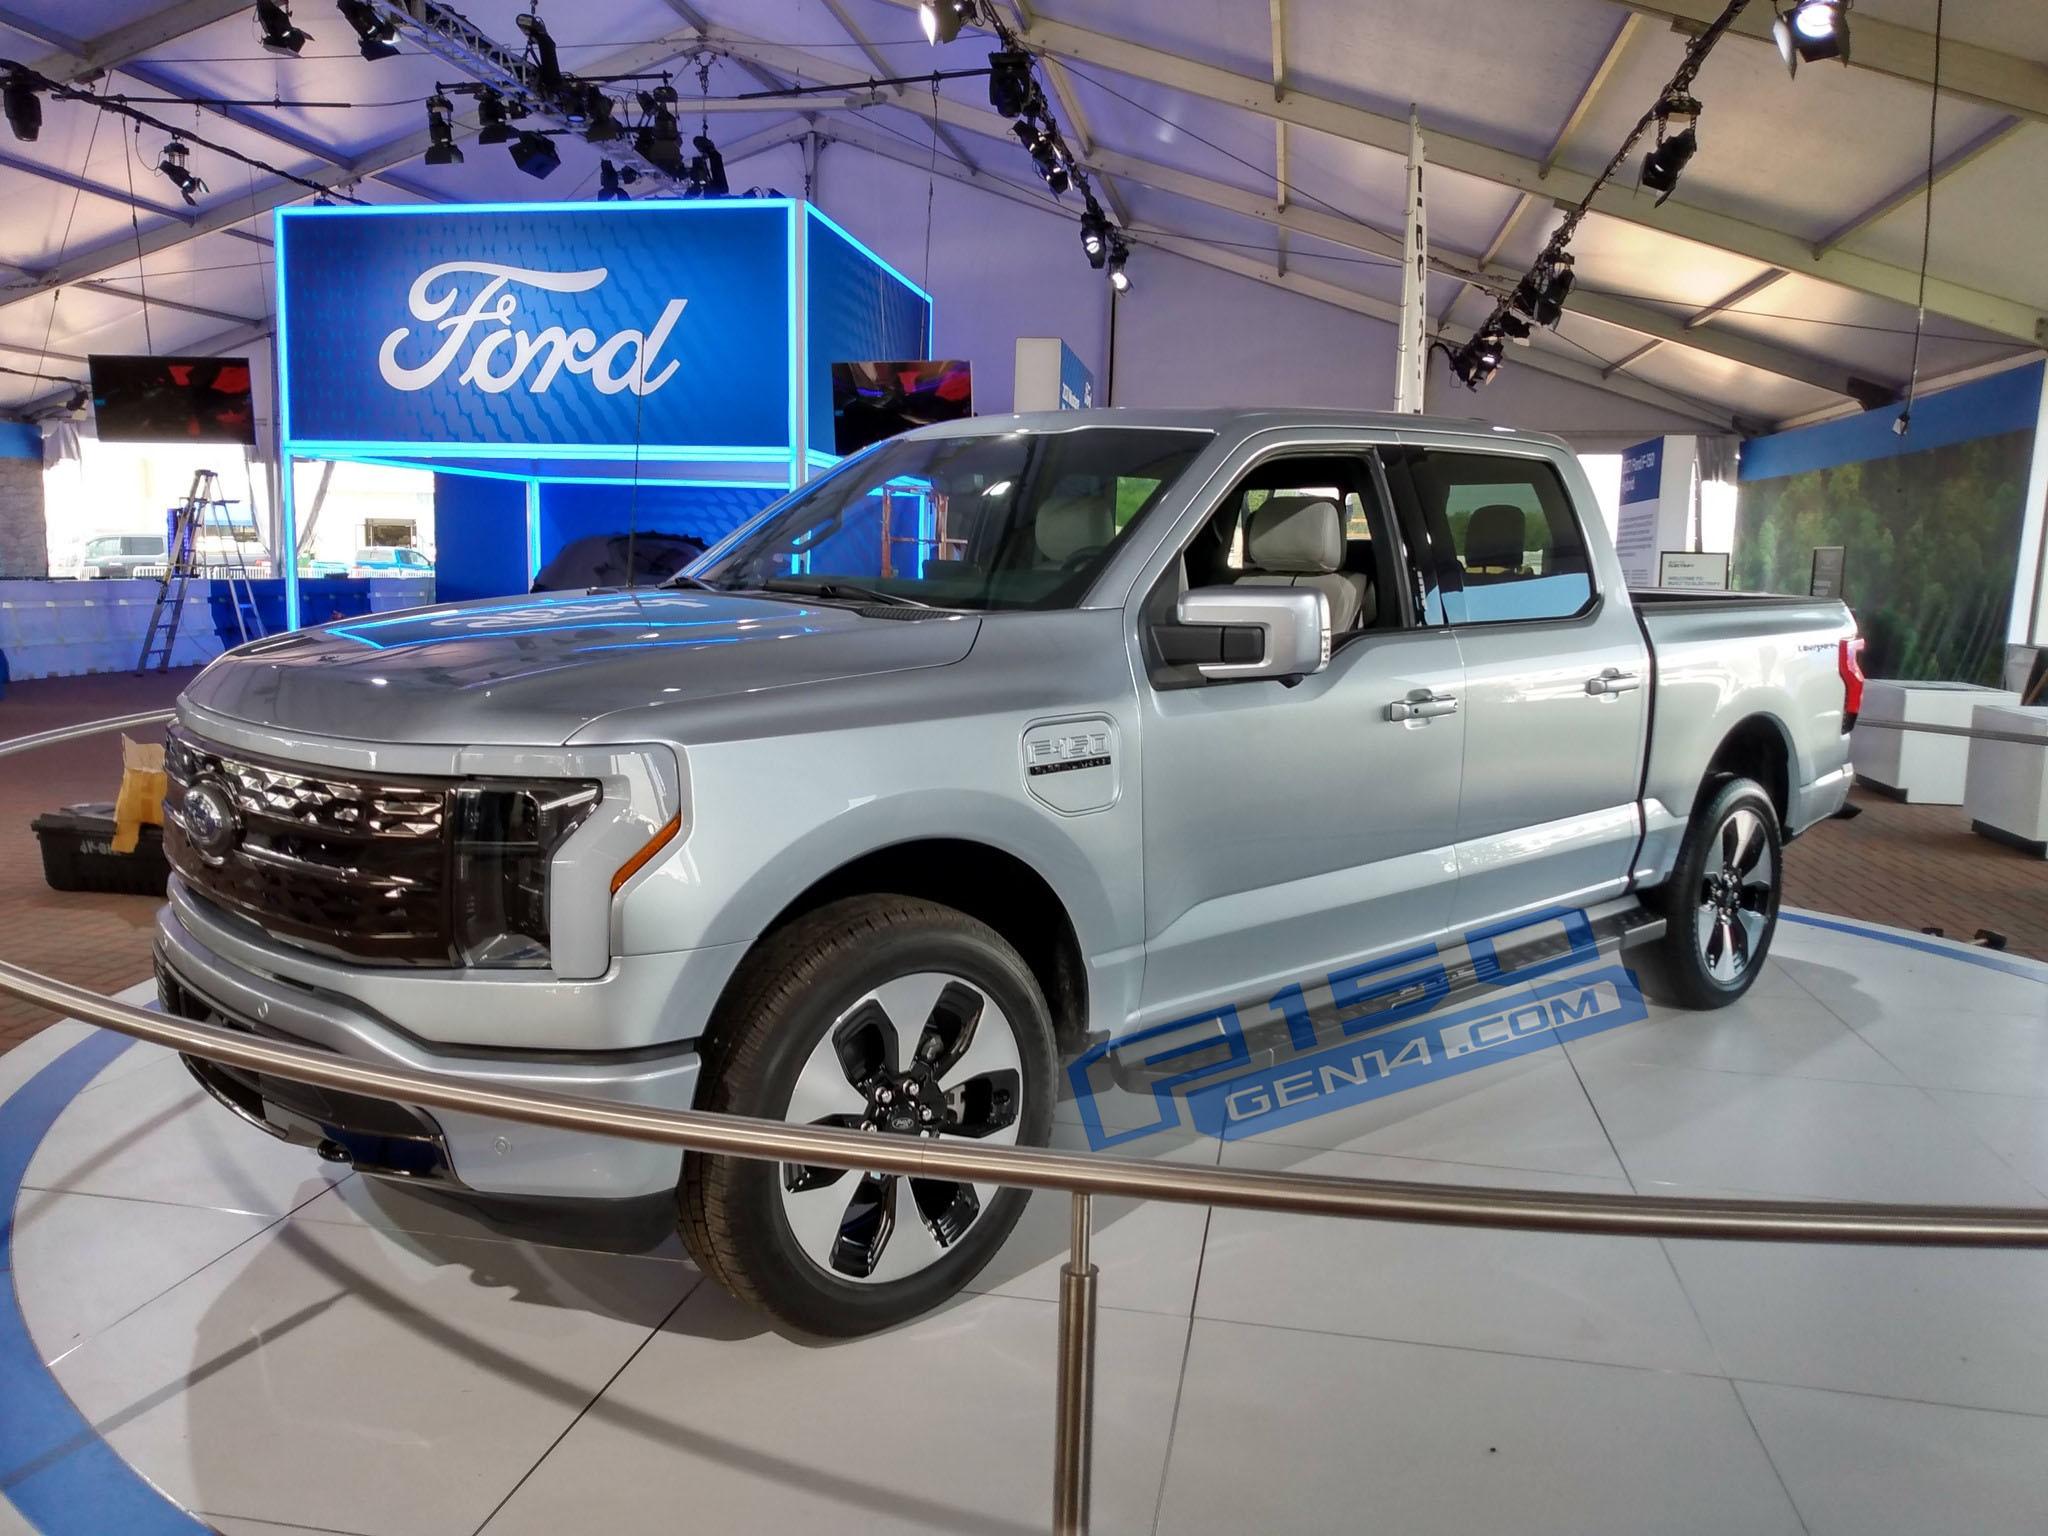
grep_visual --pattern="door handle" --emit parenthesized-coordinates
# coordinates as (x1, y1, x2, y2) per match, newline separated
(1585, 669, 1642, 696)
(1387, 689, 1459, 721)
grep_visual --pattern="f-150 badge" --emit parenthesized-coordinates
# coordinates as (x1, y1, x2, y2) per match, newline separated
(1022, 717, 1118, 815)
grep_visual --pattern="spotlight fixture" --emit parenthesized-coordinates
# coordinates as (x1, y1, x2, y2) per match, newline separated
(683, 132, 729, 198)
(988, 50, 1036, 118)
(1497, 311, 1532, 343)
(508, 128, 560, 180)
(64, 383, 89, 414)
(157, 135, 206, 206)
(1511, 252, 1575, 327)
(634, 84, 683, 173)
(581, 86, 622, 144)
(1079, 202, 1109, 269)
(1774, 0, 1850, 73)
(2, 69, 39, 143)
(476, 86, 515, 145)
(255, 0, 312, 56)
(336, 0, 399, 61)
(1106, 233, 1131, 293)
(919, 0, 974, 45)
(1639, 92, 1699, 206)
(1013, 118, 1068, 195)
(1450, 327, 1505, 389)
(597, 158, 632, 201)
(424, 93, 462, 165)
(515, 9, 562, 94)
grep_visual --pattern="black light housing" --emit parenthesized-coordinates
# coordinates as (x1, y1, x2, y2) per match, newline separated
(1013, 118, 1068, 195)
(2, 70, 39, 143)
(1450, 327, 1505, 388)
(988, 50, 1035, 118)
(336, 0, 400, 62)
(424, 92, 463, 165)
(1079, 202, 1109, 269)
(255, 0, 312, 56)
(508, 128, 560, 180)
(1106, 233, 1131, 293)
(1640, 92, 1699, 206)
(686, 132, 729, 198)
(476, 86, 515, 145)
(634, 84, 684, 173)
(581, 86, 622, 143)
(157, 136, 206, 206)
(1512, 252, 1575, 326)
(1774, 0, 1850, 73)
(919, 0, 973, 45)
(597, 158, 631, 201)
(515, 9, 562, 94)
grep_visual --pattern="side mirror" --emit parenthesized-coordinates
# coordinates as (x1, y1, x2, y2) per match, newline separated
(1156, 586, 1331, 681)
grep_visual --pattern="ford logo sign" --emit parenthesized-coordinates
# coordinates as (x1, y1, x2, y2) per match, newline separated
(183, 780, 241, 863)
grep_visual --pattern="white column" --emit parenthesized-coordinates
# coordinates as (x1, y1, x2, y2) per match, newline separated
(1394, 107, 1429, 415)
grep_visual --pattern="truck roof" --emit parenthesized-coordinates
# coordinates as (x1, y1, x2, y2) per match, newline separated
(903, 406, 1570, 453)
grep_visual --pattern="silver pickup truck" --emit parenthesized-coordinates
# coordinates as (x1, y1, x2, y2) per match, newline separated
(154, 409, 1860, 1333)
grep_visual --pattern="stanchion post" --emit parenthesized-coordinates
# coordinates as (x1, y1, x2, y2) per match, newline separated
(1054, 1190, 1098, 1536)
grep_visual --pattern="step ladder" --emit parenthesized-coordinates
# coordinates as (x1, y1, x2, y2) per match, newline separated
(135, 469, 267, 673)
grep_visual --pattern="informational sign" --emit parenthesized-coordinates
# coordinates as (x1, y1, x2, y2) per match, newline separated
(277, 201, 931, 458)
(1013, 337, 1094, 412)
(1659, 551, 1730, 590)
(1614, 435, 1696, 589)
(1810, 544, 1847, 599)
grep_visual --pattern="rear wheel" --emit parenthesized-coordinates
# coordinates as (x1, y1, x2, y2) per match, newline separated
(679, 895, 1055, 1336)
(1645, 776, 1782, 1010)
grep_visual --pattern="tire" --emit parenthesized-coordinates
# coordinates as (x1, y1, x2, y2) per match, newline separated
(678, 895, 1056, 1336)
(1644, 776, 1783, 1010)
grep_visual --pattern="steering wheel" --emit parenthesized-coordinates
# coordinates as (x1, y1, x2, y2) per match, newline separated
(1058, 544, 1109, 573)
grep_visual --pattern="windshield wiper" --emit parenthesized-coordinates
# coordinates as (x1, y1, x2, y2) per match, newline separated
(659, 573, 726, 592)
(757, 577, 930, 609)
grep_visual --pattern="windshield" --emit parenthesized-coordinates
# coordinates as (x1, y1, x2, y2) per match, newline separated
(698, 426, 1212, 611)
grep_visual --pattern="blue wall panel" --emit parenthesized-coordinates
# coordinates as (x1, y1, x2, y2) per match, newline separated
(804, 206, 933, 457)
(433, 472, 529, 602)
(536, 481, 782, 565)
(1740, 361, 2045, 482)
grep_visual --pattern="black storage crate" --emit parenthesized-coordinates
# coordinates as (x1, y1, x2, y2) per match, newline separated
(31, 803, 171, 896)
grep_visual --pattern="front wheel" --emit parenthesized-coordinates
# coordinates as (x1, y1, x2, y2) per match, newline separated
(1645, 776, 1783, 1010)
(679, 895, 1055, 1336)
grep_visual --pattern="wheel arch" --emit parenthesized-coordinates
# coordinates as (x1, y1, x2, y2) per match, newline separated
(1695, 713, 1794, 830)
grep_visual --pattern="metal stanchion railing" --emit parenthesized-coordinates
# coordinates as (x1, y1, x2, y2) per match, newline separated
(5, 713, 2048, 1535)
(1856, 718, 2044, 745)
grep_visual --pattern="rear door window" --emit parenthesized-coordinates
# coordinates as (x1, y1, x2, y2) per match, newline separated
(1408, 451, 1595, 625)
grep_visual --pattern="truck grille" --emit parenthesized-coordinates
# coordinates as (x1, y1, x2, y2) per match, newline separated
(163, 726, 458, 965)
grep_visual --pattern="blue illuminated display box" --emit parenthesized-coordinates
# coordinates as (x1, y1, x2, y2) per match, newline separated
(273, 198, 932, 626)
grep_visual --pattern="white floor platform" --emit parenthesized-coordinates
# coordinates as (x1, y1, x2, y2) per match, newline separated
(2, 912, 2045, 1536)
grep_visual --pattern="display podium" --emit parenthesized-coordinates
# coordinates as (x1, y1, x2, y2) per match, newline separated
(1963, 703, 2048, 857)
(1853, 681, 2021, 804)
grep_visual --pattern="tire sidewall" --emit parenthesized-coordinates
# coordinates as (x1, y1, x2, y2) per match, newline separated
(705, 913, 1055, 1335)
(1662, 777, 1783, 1006)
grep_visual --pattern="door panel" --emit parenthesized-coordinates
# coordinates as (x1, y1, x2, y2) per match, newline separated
(1137, 627, 1465, 1026)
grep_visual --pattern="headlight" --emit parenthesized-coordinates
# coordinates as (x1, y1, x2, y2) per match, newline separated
(452, 781, 600, 968)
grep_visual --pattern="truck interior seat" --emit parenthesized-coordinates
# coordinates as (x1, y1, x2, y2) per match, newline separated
(1462, 503, 1531, 582)
(1235, 498, 1368, 631)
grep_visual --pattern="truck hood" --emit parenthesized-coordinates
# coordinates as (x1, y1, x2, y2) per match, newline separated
(182, 589, 982, 746)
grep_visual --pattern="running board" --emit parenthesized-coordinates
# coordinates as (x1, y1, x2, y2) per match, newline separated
(1107, 897, 1664, 1091)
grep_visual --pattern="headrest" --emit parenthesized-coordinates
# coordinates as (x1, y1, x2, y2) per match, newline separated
(1035, 488, 1111, 562)
(1244, 498, 1343, 575)
(1464, 503, 1528, 572)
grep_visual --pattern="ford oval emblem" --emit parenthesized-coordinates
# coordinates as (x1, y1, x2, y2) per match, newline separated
(183, 780, 241, 862)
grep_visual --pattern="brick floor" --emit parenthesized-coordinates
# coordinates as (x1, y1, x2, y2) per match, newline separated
(1, 679, 2043, 1059)
(0, 667, 192, 1053)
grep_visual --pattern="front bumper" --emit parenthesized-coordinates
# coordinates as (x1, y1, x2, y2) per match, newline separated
(155, 892, 704, 1199)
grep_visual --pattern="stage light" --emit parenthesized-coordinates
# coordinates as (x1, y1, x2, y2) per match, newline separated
(1450, 327, 1505, 388)
(509, 128, 560, 180)
(476, 87, 514, 145)
(597, 158, 631, 200)
(256, 0, 311, 56)
(634, 84, 683, 173)
(1498, 311, 1532, 343)
(515, 9, 562, 94)
(1013, 118, 1068, 195)
(1640, 92, 1698, 206)
(1079, 203, 1109, 268)
(581, 86, 622, 143)
(684, 132, 729, 198)
(1107, 234, 1131, 293)
(2, 70, 39, 143)
(157, 135, 206, 205)
(1511, 252, 1575, 326)
(64, 384, 89, 414)
(988, 50, 1035, 118)
(919, 0, 972, 45)
(1774, 0, 1850, 72)
(424, 93, 462, 165)
(336, 0, 400, 61)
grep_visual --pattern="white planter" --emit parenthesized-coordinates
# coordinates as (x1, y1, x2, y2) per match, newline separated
(1852, 680, 2020, 805)
(1963, 703, 2048, 857)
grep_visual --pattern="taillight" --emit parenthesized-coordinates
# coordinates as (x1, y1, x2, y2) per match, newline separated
(1838, 636, 1865, 731)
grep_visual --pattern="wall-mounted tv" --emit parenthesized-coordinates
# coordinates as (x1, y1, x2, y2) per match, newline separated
(830, 359, 972, 457)
(89, 354, 257, 446)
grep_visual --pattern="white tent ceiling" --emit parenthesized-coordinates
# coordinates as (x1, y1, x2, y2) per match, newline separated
(0, 0, 2043, 430)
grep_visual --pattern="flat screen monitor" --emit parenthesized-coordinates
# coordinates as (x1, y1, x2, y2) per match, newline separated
(89, 354, 257, 446)
(830, 359, 972, 457)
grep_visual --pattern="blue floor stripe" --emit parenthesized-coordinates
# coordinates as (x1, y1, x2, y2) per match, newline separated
(1781, 911, 2048, 984)
(0, 1030, 212, 1535)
